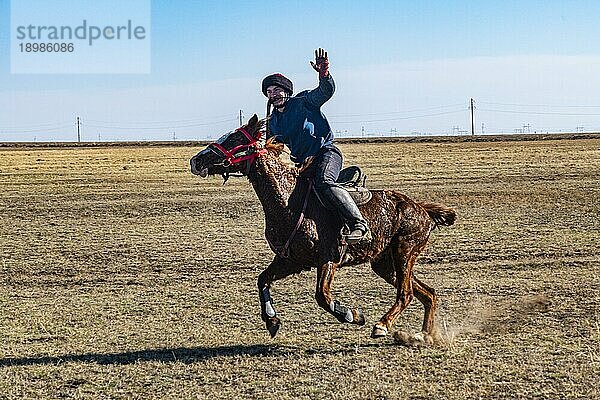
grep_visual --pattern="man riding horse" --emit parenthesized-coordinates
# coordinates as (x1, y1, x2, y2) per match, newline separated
(261, 48, 369, 244)
(190, 49, 456, 341)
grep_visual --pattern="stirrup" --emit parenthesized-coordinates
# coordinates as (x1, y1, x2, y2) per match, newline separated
(344, 227, 371, 244)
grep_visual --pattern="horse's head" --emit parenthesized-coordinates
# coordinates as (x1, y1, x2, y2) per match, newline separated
(190, 114, 265, 181)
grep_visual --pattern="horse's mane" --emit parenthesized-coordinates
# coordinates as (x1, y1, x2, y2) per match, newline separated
(264, 137, 285, 156)
(258, 131, 298, 180)
(251, 118, 284, 157)
(249, 117, 295, 177)
(246, 117, 284, 156)
(255, 117, 268, 135)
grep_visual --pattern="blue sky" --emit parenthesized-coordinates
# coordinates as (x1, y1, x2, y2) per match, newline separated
(2, 0, 600, 141)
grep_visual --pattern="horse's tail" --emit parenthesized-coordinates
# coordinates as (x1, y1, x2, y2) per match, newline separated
(420, 202, 456, 227)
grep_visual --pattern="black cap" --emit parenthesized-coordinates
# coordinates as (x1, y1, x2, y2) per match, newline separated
(262, 73, 293, 97)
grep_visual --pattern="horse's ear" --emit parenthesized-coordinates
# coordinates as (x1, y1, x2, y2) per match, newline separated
(246, 114, 263, 139)
(247, 114, 259, 128)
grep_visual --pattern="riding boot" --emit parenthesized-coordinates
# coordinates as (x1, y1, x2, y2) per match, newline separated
(316, 184, 370, 243)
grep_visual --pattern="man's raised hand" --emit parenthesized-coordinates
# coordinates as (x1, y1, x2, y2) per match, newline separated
(310, 48, 329, 78)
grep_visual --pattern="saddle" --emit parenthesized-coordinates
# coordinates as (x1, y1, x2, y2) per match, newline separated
(273, 164, 371, 259)
(336, 166, 372, 206)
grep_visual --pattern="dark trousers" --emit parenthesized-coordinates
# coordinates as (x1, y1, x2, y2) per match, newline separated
(306, 146, 368, 232)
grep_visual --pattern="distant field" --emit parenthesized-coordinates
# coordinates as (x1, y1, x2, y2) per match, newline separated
(0, 138, 599, 399)
(1, 131, 600, 148)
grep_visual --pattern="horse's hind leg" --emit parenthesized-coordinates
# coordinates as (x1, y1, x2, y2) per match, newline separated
(258, 256, 303, 338)
(391, 276, 439, 346)
(413, 276, 437, 334)
(371, 263, 413, 337)
(315, 261, 366, 325)
(371, 240, 425, 338)
(371, 252, 436, 333)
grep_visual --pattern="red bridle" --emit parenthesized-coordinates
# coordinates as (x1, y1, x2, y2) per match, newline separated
(208, 128, 267, 169)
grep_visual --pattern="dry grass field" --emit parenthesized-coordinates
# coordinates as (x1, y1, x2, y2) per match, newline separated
(0, 138, 599, 399)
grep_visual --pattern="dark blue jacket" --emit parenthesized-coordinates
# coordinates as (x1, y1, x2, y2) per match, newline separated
(267, 75, 336, 163)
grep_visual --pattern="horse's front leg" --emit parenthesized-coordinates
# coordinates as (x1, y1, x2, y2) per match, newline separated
(315, 261, 366, 325)
(257, 256, 302, 338)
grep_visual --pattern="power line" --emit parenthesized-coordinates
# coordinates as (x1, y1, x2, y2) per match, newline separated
(85, 118, 238, 130)
(0, 121, 72, 129)
(479, 108, 600, 116)
(331, 109, 464, 124)
(0, 124, 72, 133)
(85, 112, 237, 126)
(479, 101, 600, 108)
(328, 103, 465, 118)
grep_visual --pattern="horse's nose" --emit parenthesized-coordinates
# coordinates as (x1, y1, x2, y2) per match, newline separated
(190, 156, 200, 175)
(190, 155, 209, 177)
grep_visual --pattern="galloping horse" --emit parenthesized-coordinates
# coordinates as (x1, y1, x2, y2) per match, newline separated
(190, 115, 456, 343)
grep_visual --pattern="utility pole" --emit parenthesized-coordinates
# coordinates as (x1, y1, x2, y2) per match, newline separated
(481, 122, 485, 134)
(239, 110, 244, 126)
(470, 98, 475, 136)
(76, 117, 81, 142)
(361, 126, 365, 137)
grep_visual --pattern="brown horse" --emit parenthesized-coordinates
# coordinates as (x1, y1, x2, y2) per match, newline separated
(190, 115, 456, 343)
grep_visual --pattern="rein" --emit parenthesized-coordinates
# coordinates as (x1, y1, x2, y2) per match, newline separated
(267, 179, 312, 259)
(207, 126, 313, 259)
(209, 128, 267, 181)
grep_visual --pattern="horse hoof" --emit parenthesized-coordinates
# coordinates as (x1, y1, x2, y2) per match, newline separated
(266, 317, 281, 338)
(371, 324, 388, 338)
(353, 309, 366, 326)
(410, 331, 434, 346)
(393, 330, 434, 347)
(393, 330, 412, 345)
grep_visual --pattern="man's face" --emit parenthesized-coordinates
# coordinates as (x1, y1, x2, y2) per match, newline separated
(266, 85, 289, 108)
